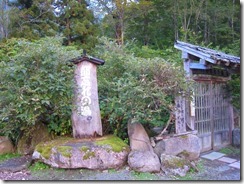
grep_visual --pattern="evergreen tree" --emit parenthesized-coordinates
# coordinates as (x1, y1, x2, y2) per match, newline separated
(9, 0, 58, 40)
(54, 0, 98, 50)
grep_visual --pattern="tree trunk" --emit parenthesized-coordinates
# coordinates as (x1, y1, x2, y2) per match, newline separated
(71, 60, 103, 138)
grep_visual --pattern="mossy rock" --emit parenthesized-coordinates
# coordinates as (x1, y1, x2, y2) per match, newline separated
(33, 135, 130, 170)
(35, 137, 73, 159)
(160, 154, 191, 177)
(95, 135, 130, 152)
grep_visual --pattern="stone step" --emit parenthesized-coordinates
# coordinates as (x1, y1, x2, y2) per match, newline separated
(229, 161, 240, 169)
(200, 151, 225, 161)
(218, 157, 237, 164)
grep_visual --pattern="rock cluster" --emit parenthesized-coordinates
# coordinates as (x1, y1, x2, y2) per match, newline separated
(127, 122, 201, 176)
(154, 133, 201, 161)
(31, 122, 201, 177)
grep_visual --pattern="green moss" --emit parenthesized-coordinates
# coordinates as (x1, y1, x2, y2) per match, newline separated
(36, 144, 53, 159)
(180, 150, 190, 157)
(79, 146, 96, 160)
(80, 146, 89, 152)
(36, 136, 73, 159)
(165, 157, 187, 168)
(83, 151, 96, 160)
(56, 146, 72, 158)
(95, 135, 129, 152)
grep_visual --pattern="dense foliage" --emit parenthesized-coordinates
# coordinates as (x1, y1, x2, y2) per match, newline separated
(93, 37, 189, 138)
(0, 37, 81, 142)
(0, 0, 240, 143)
(0, 37, 189, 142)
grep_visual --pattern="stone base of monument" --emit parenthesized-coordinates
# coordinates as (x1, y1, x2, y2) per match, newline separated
(32, 135, 130, 170)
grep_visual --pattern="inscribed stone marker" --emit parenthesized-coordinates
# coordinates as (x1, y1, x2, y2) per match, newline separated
(70, 55, 104, 138)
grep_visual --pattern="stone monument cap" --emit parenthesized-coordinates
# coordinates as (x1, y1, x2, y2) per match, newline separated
(70, 51, 105, 66)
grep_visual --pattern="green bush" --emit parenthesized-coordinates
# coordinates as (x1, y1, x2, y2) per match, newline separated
(226, 74, 240, 110)
(0, 36, 190, 143)
(0, 37, 81, 142)
(93, 37, 190, 139)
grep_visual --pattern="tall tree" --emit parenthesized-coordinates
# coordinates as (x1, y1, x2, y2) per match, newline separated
(0, 0, 10, 39)
(54, 0, 98, 49)
(9, 0, 58, 40)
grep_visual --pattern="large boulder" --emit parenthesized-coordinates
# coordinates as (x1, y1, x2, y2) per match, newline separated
(0, 136, 14, 154)
(127, 122, 161, 173)
(127, 122, 153, 152)
(154, 134, 201, 161)
(17, 123, 52, 155)
(32, 135, 130, 170)
(128, 150, 161, 173)
(160, 154, 192, 177)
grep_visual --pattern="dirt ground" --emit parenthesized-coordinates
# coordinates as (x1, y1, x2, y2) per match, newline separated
(0, 147, 241, 181)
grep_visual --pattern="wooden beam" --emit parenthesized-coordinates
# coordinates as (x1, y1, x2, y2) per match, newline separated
(181, 51, 188, 59)
(199, 59, 206, 65)
(189, 63, 211, 70)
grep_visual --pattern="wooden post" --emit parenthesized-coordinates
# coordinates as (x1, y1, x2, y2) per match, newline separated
(70, 55, 104, 138)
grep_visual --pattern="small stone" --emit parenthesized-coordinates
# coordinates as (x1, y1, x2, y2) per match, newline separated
(160, 154, 191, 177)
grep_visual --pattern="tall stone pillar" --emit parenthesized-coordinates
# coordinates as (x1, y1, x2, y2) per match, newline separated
(70, 55, 105, 138)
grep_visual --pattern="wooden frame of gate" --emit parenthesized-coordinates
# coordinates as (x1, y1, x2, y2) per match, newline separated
(174, 41, 240, 152)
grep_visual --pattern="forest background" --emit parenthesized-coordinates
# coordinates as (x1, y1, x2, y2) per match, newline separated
(0, 0, 241, 144)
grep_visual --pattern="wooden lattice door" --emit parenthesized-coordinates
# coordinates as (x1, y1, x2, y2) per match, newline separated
(194, 81, 232, 152)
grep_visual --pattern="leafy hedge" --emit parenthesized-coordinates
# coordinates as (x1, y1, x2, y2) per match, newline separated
(0, 37, 189, 143)
(0, 37, 81, 143)
(93, 37, 189, 139)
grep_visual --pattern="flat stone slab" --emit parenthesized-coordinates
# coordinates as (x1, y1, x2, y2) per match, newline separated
(218, 157, 237, 164)
(200, 152, 225, 161)
(0, 155, 32, 172)
(229, 161, 240, 169)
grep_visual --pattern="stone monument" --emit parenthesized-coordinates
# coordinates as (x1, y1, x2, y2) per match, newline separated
(70, 52, 105, 138)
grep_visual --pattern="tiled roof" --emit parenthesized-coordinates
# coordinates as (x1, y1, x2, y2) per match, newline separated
(174, 40, 240, 67)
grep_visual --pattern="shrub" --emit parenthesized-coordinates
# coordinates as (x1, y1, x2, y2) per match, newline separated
(93, 37, 190, 139)
(0, 37, 81, 143)
(0, 36, 190, 143)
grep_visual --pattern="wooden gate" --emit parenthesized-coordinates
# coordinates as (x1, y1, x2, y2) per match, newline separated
(194, 81, 233, 152)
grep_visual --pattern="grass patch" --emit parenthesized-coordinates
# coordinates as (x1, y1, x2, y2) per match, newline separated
(176, 160, 204, 180)
(108, 168, 117, 173)
(0, 153, 21, 163)
(131, 171, 158, 180)
(219, 146, 240, 155)
(29, 161, 50, 171)
(95, 135, 129, 152)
